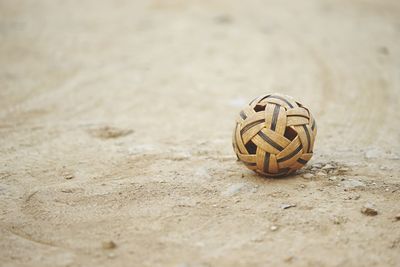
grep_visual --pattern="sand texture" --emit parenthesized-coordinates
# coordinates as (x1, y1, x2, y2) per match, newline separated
(1, 0, 400, 266)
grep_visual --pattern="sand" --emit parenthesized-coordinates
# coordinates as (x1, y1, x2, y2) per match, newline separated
(1, 0, 400, 266)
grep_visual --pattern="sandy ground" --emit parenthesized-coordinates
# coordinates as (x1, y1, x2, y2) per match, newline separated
(1, 0, 400, 266)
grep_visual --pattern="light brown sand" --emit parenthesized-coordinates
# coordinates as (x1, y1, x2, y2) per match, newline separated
(1, 0, 400, 266)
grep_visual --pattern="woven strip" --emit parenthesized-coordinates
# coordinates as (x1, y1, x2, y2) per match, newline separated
(233, 93, 317, 177)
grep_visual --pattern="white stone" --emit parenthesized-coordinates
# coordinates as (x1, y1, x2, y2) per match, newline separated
(302, 173, 314, 179)
(270, 225, 278, 231)
(322, 164, 335, 170)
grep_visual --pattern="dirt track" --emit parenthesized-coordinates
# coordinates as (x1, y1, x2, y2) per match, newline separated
(1, 0, 400, 266)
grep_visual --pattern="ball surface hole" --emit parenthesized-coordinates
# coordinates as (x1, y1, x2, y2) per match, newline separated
(284, 126, 297, 141)
(245, 140, 257, 154)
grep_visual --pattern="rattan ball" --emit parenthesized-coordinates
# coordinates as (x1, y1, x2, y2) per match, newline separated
(232, 93, 317, 177)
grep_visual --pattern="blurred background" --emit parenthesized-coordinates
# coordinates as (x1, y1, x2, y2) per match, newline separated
(1, 0, 399, 266)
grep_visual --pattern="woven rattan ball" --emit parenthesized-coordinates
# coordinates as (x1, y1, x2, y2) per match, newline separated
(232, 93, 317, 177)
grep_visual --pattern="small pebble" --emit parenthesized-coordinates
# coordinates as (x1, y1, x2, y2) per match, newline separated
(270, 225, 278, 231)
(102, 241, 117, 249)
(312, 163, 322, 169)
(329, 176, 337, 181)
(281, 203, 296, 210)
(332, 216, 341, 225)
(316, 171, 327, 177)
(302, 173, 314, 179)
(284, 256, 294, 262)
(345, 194, 360, 200)
(395, 214, 400, 221)
(322, 164, 334, 170)
(251, 187, 258, 193)
(361, 204, 378, 216)
(61, 188, 74, 193)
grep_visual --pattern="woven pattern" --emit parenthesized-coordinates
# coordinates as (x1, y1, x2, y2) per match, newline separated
(232, 94, 317, 177)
